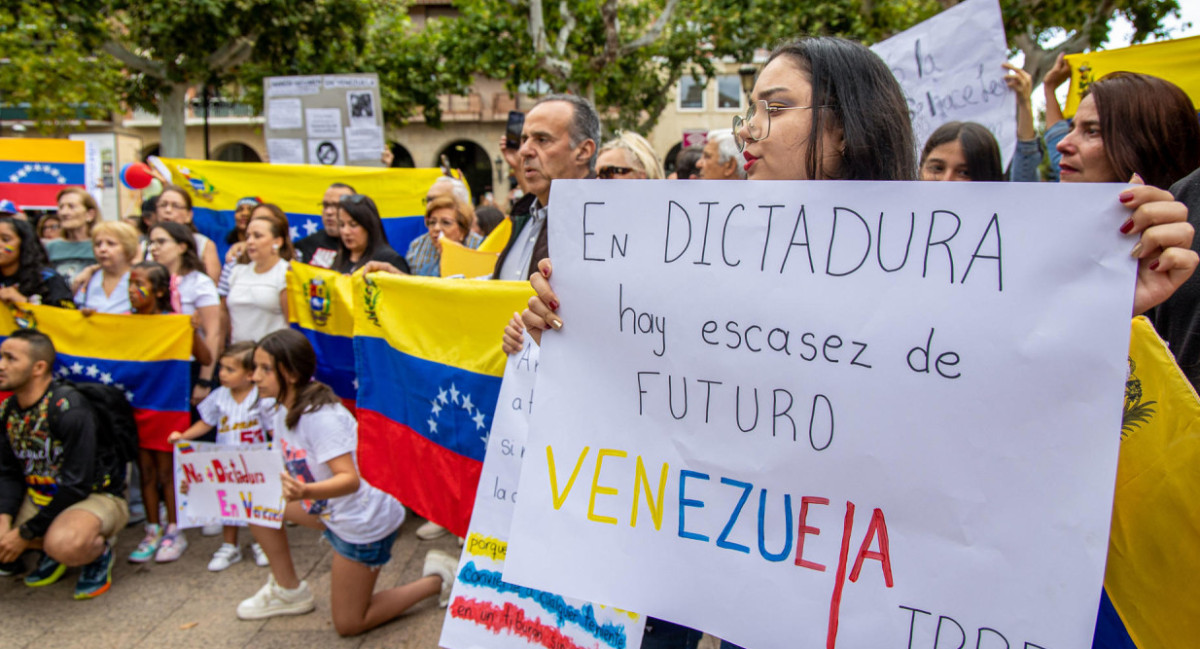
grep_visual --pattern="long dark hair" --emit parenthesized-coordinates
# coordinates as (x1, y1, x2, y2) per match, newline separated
(152, 221, 203, 275)
(1088, 72, 1200, 189)
(256, 329, 339, 429)
(0, 217, 55, 298)
(768, 37, 917, 181)
(920, 121, 1005, 182)
(333, 194, 389, 272)
(131, 260, 174, 313)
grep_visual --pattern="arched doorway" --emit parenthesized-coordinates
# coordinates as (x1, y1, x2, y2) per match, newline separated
(388, 142, 415, 168)
(436, 140, 492, 205)
(141, 144, 161, 161)
(214, 142, 262, 162)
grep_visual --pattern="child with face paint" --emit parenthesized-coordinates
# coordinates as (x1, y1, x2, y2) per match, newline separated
(126, 261, 213, 565)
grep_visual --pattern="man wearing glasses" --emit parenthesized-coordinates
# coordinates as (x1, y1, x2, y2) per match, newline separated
(696, 130, 746, 181)
(294, 183, 355, 269)
(493, 94, 600, 281)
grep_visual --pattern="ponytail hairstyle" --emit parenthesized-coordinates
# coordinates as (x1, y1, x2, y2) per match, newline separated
(131, 261, 174, 313)
(256, 329, 339, 429)
(152, 221, 203, 275)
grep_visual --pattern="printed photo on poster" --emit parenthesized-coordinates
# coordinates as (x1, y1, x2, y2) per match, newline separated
(347, 91, 376, 127)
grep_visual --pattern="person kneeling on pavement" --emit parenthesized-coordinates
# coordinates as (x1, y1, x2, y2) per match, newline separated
(0, 328, 128, 599)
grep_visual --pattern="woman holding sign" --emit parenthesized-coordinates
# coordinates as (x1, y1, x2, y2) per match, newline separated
(509, 37, 1197, 353)
(238, 329, 457, 636)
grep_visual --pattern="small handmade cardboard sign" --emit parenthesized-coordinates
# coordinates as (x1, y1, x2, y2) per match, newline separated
(440, 335, 646, 649)
(504, 178, 1136, 649)
(174, 442, 285, 529)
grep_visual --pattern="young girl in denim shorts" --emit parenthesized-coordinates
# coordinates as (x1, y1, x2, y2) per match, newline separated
(237, 329, 457, 636)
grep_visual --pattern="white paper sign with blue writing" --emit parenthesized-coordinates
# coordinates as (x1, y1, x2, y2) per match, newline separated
(174, 442, 285, 529)
(503, 178, 1137, 649)
(441, 334, 646, 649)
(871, 0, 1016, 169)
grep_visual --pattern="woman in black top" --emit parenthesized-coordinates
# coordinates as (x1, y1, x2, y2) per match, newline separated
(0, 217, 75, 308)
(332, 194, 410, 275)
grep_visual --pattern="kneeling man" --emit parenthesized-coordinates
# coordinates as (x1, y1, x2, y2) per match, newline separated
(0, 329, 128, 599)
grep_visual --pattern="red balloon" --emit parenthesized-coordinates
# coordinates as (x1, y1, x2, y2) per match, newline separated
(122, 162, 154, 190)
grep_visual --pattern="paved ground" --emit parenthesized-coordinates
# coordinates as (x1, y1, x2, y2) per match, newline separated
(1, 514, 460, 649)
(2, 514, 724, 649)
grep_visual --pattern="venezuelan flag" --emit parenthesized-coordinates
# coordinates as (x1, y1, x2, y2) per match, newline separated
(0, 304, 192, 450)
(157, 158, 443, 259)
(1065, 35, 1200, 118)
(0, 139, 86, 210)
(286, 263, 357, 408)
(351, 273, 532, 536)
(1094, 317, 1200, 648)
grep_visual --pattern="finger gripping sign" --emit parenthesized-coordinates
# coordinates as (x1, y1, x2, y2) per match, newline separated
(504, 179, 1137, 649)
(174, 442, 285, 529)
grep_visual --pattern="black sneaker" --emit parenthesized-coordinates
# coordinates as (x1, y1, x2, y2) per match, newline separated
(24, 552, 65, 587)
(0, 557, 26, 576)
(74, 543, 114, 600)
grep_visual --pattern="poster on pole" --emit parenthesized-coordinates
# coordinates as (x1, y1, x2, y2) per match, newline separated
(263, 73, 385, 166)
(440, 335, 646, 649)
(174, 441, 286, 529)
(871, 0, 1017, 168)
(504, 178, 1137, 649)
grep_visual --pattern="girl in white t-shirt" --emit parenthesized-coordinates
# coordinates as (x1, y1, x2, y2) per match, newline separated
(237, 329, 457, 635)
(224, 206, 293, 343)
(168, 342, 274, 572)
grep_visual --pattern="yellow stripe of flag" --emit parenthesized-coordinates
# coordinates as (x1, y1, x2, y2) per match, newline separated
(1065, 35, 1200, 118)
(287, 264, 356, 338)
(351, 273, 532, 377)
(0, 139, 86, 165)
(1105, 316, 1200, 648)
(0, 305, 191, 363)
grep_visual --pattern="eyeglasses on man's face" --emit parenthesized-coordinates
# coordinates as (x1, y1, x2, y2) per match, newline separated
(732, 99, 832, 153)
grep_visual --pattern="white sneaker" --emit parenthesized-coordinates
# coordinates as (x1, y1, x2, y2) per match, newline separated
(207, 543, 242, 572)
(201, 523, 223, 536)
(416, 521, 448, 540)
(422, 549, 459, 607)
(250, 542, 270, 567)
(236, 575, 315, 620)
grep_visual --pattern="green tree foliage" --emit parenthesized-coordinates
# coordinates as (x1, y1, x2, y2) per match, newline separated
(437, 0, 943, 135)
(0, 2, 123, 136)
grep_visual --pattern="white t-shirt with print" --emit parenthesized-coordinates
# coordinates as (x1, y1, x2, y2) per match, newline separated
(196, 385, 275, 446)
(273, 402, 404, 544)
(226, 259, 289, 343)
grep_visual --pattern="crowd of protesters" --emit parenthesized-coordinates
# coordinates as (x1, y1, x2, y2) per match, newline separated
(0, 32, 1197, 646)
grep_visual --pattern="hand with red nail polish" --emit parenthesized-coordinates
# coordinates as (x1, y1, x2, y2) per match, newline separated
(1119, 181, 1198, 316)
(522, 258, 562, 344)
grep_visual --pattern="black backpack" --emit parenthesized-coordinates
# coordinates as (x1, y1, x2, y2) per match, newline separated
(50, 379, 139, 466)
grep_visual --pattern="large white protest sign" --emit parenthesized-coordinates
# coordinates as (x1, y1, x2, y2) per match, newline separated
(504, 179, 1136, 649)
(441, 335, 646, 649)
(174, 442, 285, 529)
(871, 0, 1017, 168)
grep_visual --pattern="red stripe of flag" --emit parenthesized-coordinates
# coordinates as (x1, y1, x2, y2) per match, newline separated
(357, 408, 481, 537)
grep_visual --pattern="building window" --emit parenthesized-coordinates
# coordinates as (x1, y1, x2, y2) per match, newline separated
(717, 75, 742, 110)
(679, 76, 705, 110)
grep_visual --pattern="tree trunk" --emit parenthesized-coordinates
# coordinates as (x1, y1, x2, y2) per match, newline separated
(159, 82, 189, 158)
